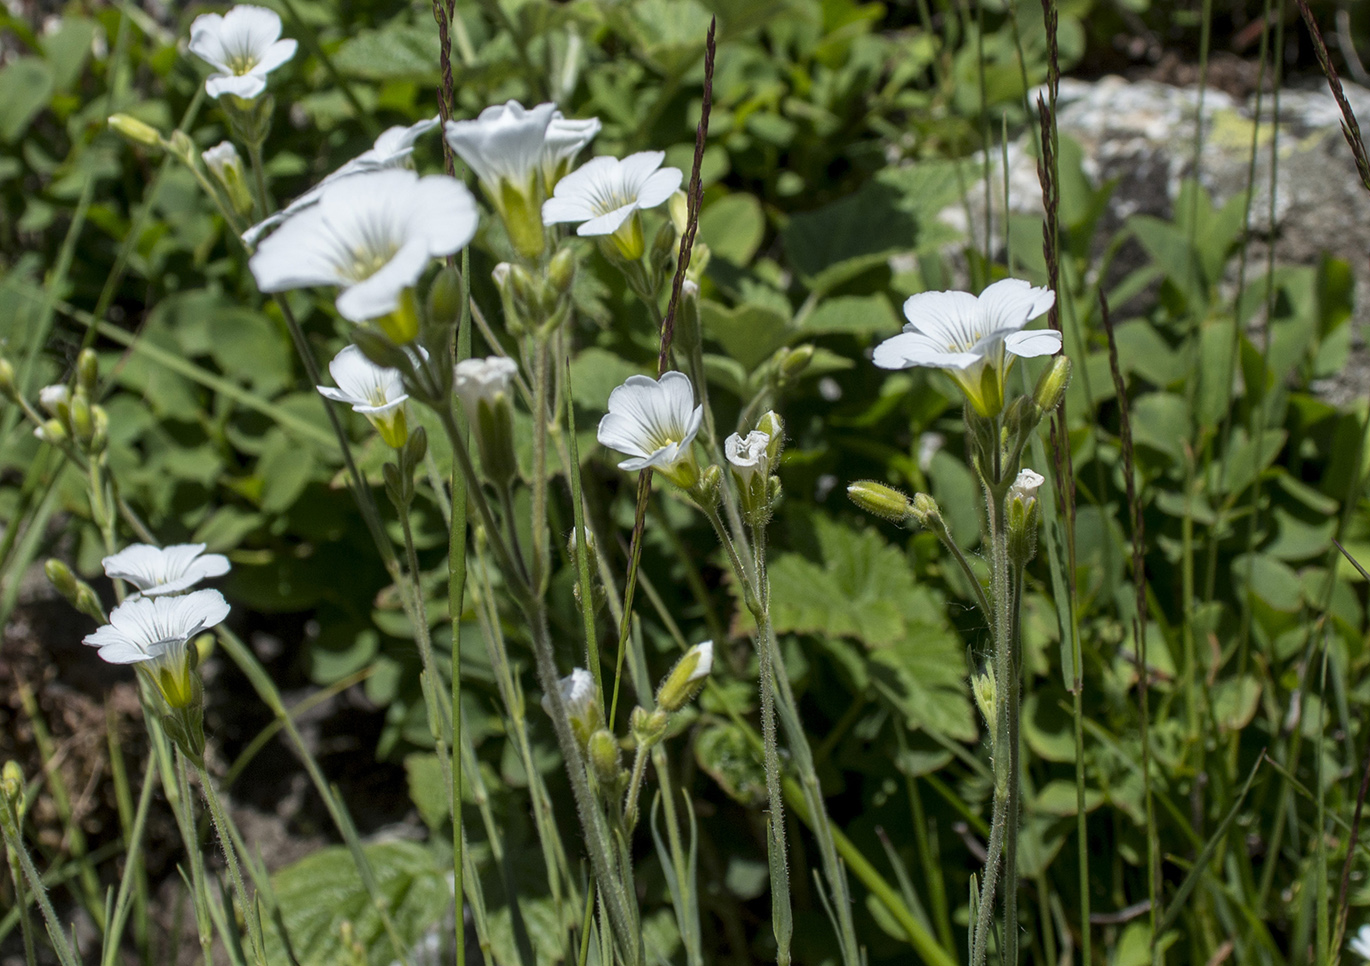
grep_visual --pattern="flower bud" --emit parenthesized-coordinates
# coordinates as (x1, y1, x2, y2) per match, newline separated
(547, 246, 577, 295)
(35, 419, 66, 445)
(45, 558, 78, 600)
(351, 327, 410, 371)
(1006, 468, 1044, 565)
(542, 668, 600, 750)
(674, 279, 702, 354)
(108, 113, 162, 148)
(70, 393, 94, 444)
(202, 141, 253, 216)
(89, 405, 109, 455)
(1, 760, 23, 812)
(847, 480, 914, 524)
(76, 349, 99, 395)
(587, 729, 622, 789)
(909, 492, 943, 529)
(651, 219, 678, 273)
(427, 266, 464, 330)
(0, 357, 15, 401)
(38, 384, 69, 418)
(166, 130, 196, 163)
(778, 344, 814, 381)
(668, 190, 689, 235)
(1033, 355, 1072, 414)
(656, 640, 713, 713)
(756, 411, 784, 463)
(972, 668, 997, 748)
(631, 705, 669, 747)
(687, 462, 719, 507)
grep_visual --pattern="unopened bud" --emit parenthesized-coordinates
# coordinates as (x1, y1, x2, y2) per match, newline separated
(587, 729, 622, 788)
(631, 705, 669, 746)
(70, 394, 94, 443)
(972, 668, 997, 738)
(38, 384, 69, 417)
(35, 419, 66, 444)
(1, 760, 22, 809)
(45, 558, 78, 599)
(656, 640, 713, 713)
(0, 357, 15, 400)
(1032, 355, 1071, 414)
(76, 349, 98, 395)
(668, 190, 689, 235)
(691, 463, 721, 507)
(201, 141, 253, 216)
(909, 492, 942, 528)
(89, 405, 109, 455)
(847, 480, 913, 524)
(651, 219, 677, 271)
(351, 328, 409, 371)
(756, 411, 784, 463)
(426, 266, 464, 331)
(108, 113, 162, 148)
(779, 344, 814, 380)
(548, 246, 577, 294)
(166, 130, 195, 162)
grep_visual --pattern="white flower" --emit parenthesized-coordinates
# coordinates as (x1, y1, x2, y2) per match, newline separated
(248, 168, 478, 326)
(542, 112, 601, 188)
(102, 543, 231, 598)
(725, 431, 771, 485)
(82, 589, 230, 707)
(201, 141, 241, 180)
(202, 141, 252, 215)
(542, 151, 682, 258)
(444, 100, 559, 258)
(597, 372, 703, 483)
(188, 5, 297, 100)
(1350, 924, 1370, 961)
(872, 278, 1060, 415)
(454, 356, 519, 413)
(317, 345, 416, 447)
(541, 667, 600, 745)
(685, 640, 713, 681)
(1008, 468, 1045, 507)
(242, 117, 441, 247)
(38, 384, 69, 414)
(444, 100, 557, 195)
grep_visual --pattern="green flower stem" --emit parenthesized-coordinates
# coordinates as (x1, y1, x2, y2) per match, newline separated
(434, 407, 642, 966)
(529, 336, 552, 593)
(470, 545, 575, 911)
(623, 743, 652, 833)
(1004, 561, 1025, 966)
(560, 346, 603, 691)
(450, 249, 471, 966)
(5, 848, 37, 966)
(190, 756, 268, 966)
(0, 798, 80, 966)
(213, 627, 415, 966)
(99, 755, 157, 966)
(244, 139, 272, 221)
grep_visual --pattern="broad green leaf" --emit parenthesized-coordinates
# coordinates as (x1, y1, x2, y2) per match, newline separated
(404, 753, 449, 830)
(695, 722, 766, 805)
(266, 841, 448, 966)
(0, 58, 54, 143)
(1211, 675, 1261, 731)
(570, 347, 648, 411)
(336, 21, 441, 81)
(798, 293, 901, 337)
(699, 192, 765, 264)
(700, 299, 790, 370)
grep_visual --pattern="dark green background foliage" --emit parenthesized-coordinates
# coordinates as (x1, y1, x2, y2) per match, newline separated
(4, 0, 1370, 963)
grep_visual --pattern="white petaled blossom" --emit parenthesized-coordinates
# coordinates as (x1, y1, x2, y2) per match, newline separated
(248, 169, 477, 335)
(597, 372, 703, 488)
(542, 151, 683, 260)
(454, 356, 520, 487)
(201, 141, 240, 180)
(82, 590, 230, 708)
(872, 278, 1060, 416)
(242, 117, 441, 247)
(1350, 925, 1370, 961)
(188, 5, 297, 100)
(541, 111, 601, 189)
(541, 667, 600, 747)
(444, 100, 557, 258)
(102, 543, 231, 598)
(725, 431, 771, 485)
(453, 356, 519, 413)
(317, 345, 419, 448)
(1008, 468, 1045, 507)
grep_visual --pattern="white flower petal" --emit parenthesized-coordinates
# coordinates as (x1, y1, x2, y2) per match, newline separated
(84, 589, 230, 665)
(1004, 328, 1063, 359)
(633, 166, 683, 210)
(977, 278, 1055, 336)
(206, 72, 266, 100)
(444, 100, 556, 188)
(873, 331, 982, 371)
(597, 372, 699, 471)
(102, 543, 230, 596)
(335, 237, 431, 321)
(253, 38, 298, 75)
(576, 204, 637, 237)
(901, 290, 984, 352)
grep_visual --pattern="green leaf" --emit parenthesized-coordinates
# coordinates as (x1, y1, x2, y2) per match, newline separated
(699, 193, 765, 265)
(695, 722, 766, 806)
(798, 293, 901, 337)
(335, 21, 441, 81)
(700, 299, 791, 370)
(266, 841, 448, 966)
(761, 513, 974, 740)
(570, 347, 648, 411)
(404, 753, 449, 830)
(0, 58, 54, 143)
(1211, 675, 1261, 731)
(1033, 780, 1103, 817)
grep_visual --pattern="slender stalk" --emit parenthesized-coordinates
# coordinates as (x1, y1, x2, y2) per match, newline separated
(100, 755, 157, 966)
(450, 243, 471, 966)
(190, 757, 267, 966)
